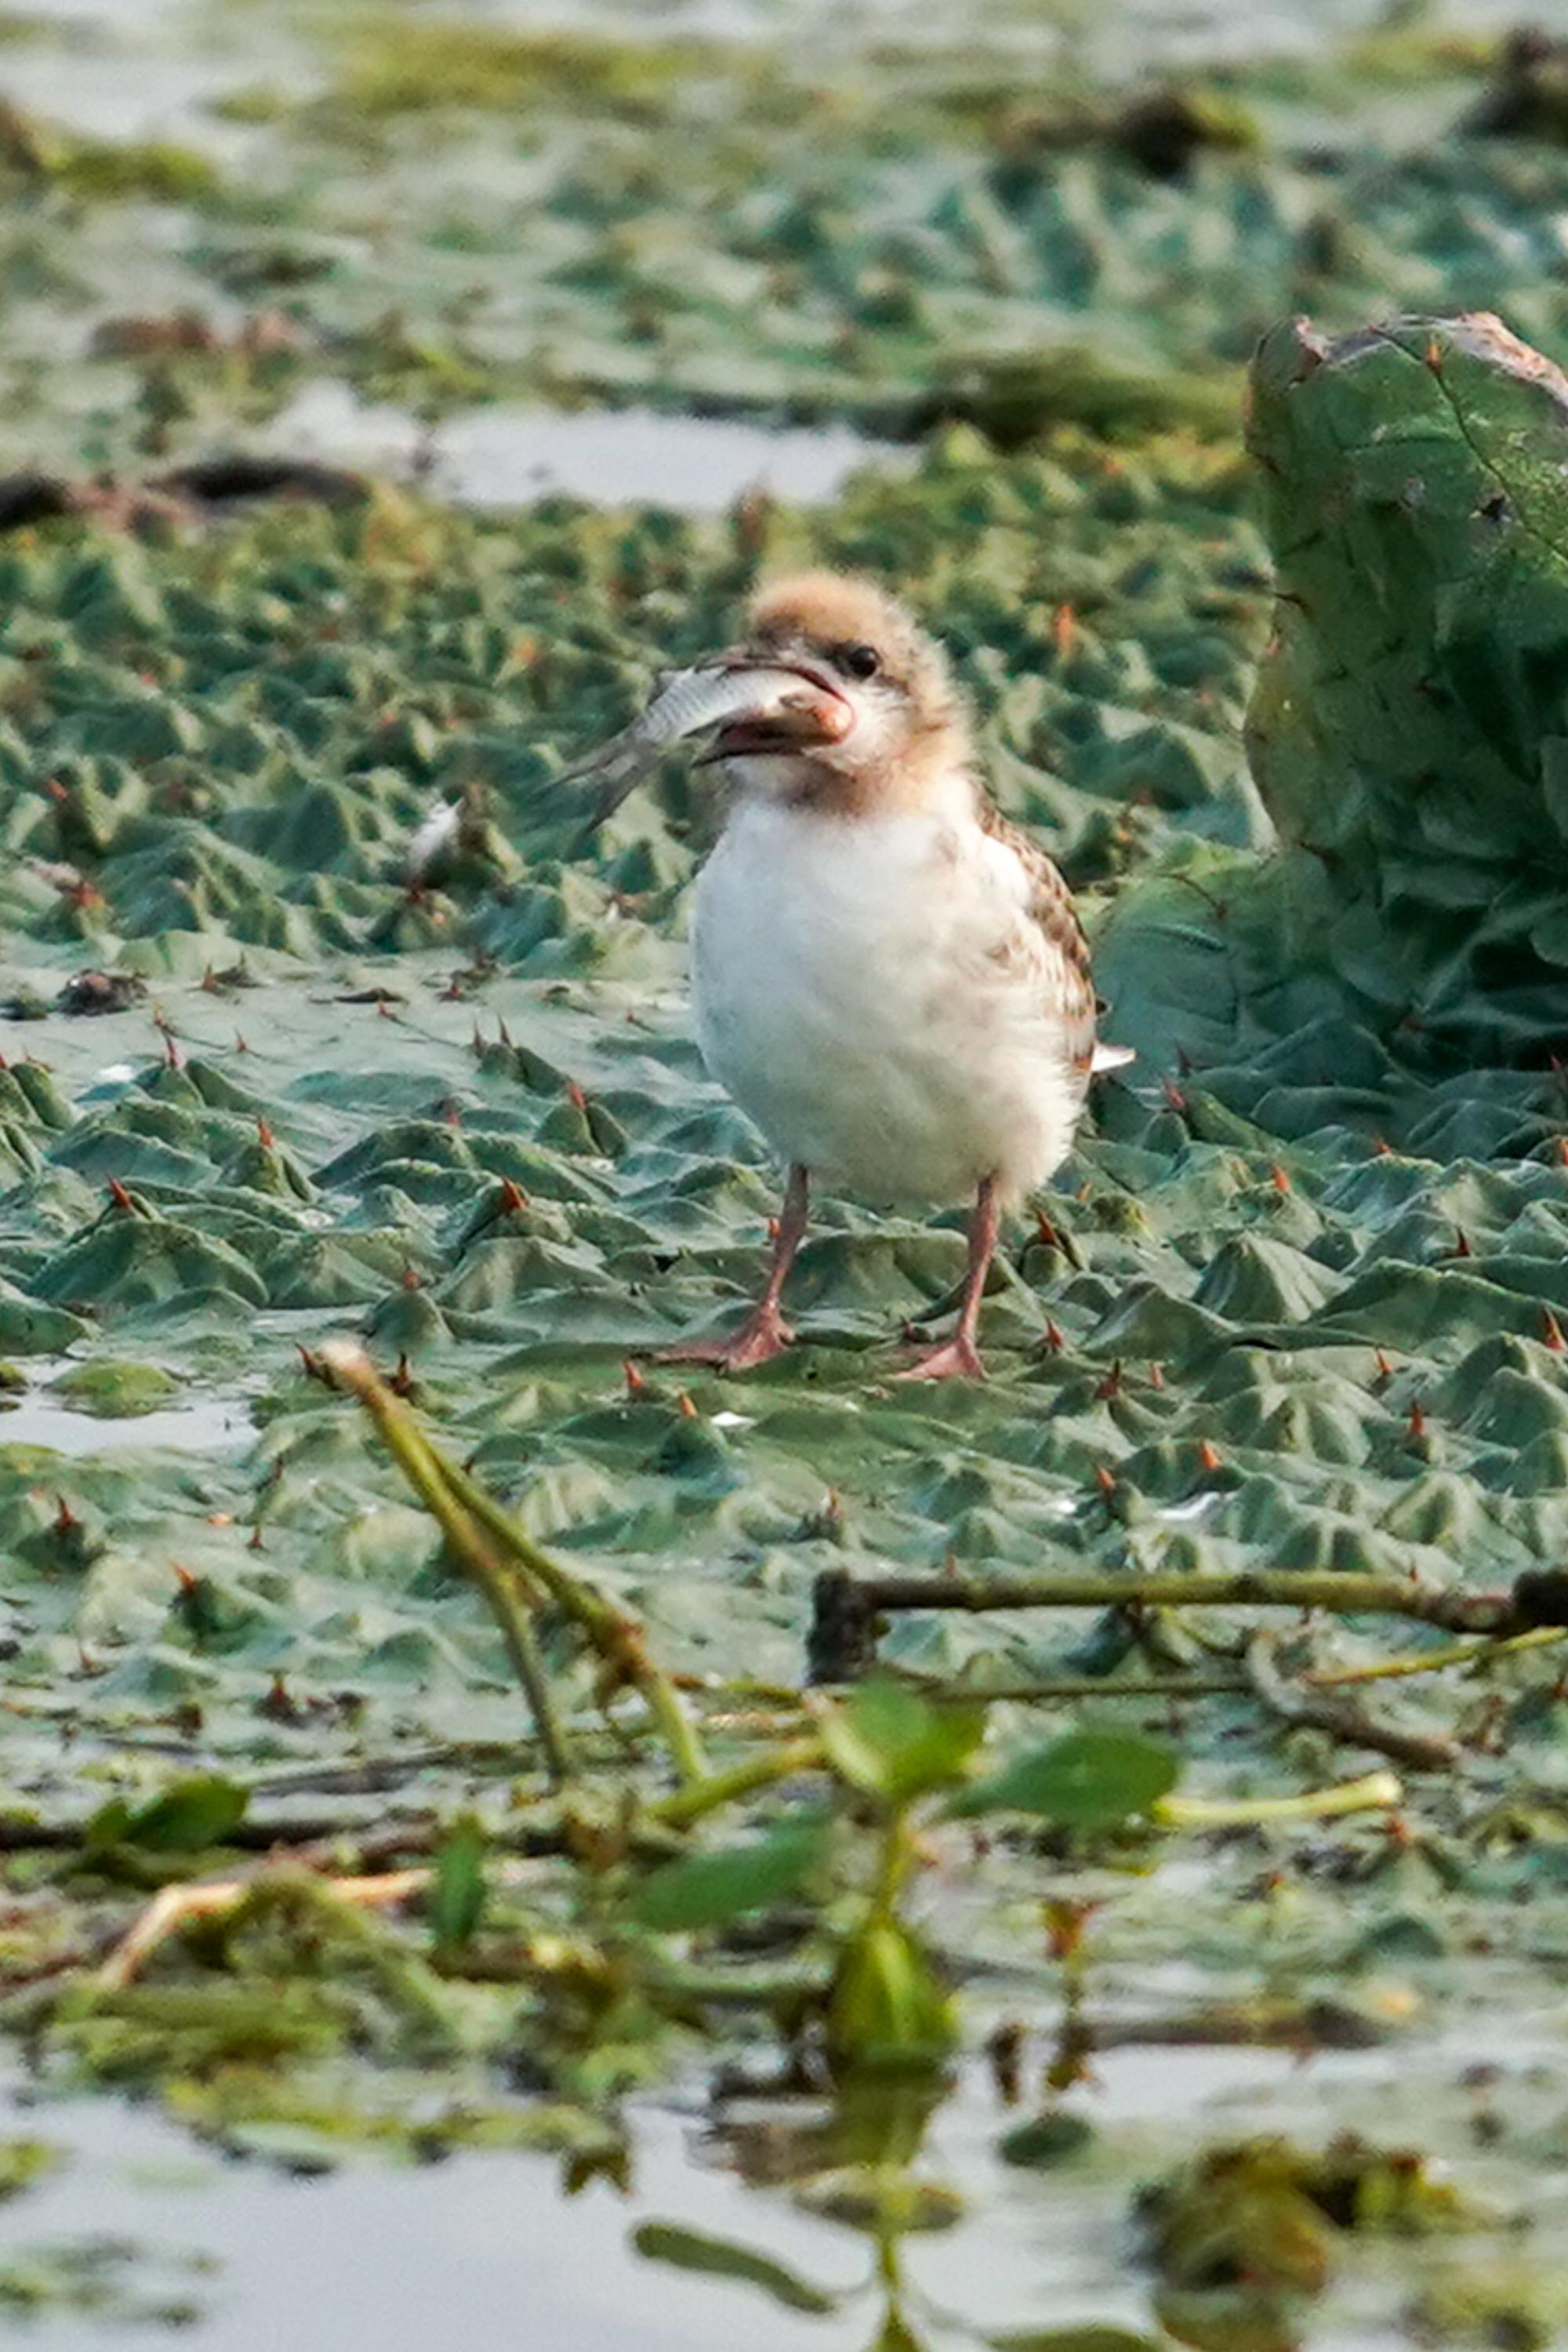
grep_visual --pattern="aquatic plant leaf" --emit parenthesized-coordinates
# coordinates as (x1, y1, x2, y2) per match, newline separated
(950, 1731, 1178, 1828)
(816, 1680, 988, 1808)
(996, 2113, 1095, 2169)
(428, 1815, 487, 1952)
(826, 1920, 956, 2078)
(85, 1776, 248, 1855)
(53, 1360, 179, 1417)
(631, 1818, 827, 1932)
(630, 2223, 838, 2315)
(0, 2234, 211, 2328)
(1141, 2133, 1481, 2312)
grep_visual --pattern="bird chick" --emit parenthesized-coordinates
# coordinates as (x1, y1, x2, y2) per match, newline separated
(663, 569, 1108, 1379)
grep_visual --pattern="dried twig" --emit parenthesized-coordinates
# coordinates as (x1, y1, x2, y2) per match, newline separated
(1245, 1631, 1458, 1774)
(97, 1867, 430, 1990)
(808, 1564, 1568, 1681)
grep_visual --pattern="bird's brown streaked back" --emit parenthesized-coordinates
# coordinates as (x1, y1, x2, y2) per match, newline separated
(976, 800, 1098, 1078)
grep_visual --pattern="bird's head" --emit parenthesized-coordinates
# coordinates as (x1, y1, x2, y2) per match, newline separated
(711, 570, 970, 812)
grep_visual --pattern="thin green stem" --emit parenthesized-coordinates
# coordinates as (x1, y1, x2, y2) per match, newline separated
(639, 1668, 710, 1791)
(320, 1345, 573, 1784)
(324, 1343, 707, 1789)
(1156, 1769, 1403, 1829)
(1308, 1624, 1568, 1686)
(870, 1807, 915, 1926)
(431, 1445, 707, 1786)
(653, 1735, 824, 1831)
(920, 1672, 1249, 1702)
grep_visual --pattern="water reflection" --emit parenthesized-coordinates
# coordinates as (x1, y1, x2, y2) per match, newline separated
(0, 2057, 1163, 2349)
(4, 2020, 1493, 2348)
(0, 1364, 249, 1457)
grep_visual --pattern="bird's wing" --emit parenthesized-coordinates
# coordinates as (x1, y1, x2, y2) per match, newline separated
(975, 801, 1100, 1077)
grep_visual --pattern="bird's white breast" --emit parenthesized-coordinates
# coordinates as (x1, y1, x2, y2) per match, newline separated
(689, 786, 1087, 1207)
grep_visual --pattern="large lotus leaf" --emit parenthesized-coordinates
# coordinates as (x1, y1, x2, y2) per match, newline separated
(0, 1280, 90, 1355)
(1192, 1233, 1345, 1325)
(33, 1214, 267, 1318)
(1246, 312, 1568, 883)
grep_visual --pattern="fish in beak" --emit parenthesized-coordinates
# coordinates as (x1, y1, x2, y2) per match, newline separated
(703, 651, 853, 760)
(557, 655, 852, 826)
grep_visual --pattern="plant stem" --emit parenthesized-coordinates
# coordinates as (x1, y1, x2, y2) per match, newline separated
(320, 1345, 573, 1784)
(920, 1672, 1249, 1702)
(900, 1627, 1567, 1714)
(1245, 1629, 1457, 1773)
(809, 1563, 1559, 1679)
(431, 1447, 709, 1788)
(323, 1342, 707, 1789)
(653, 1735, 823, 1831)
(1156, 1769, 1403, 1829)
(870, 1807, 915, 1925)
(1308, 1624, 1568, 1686)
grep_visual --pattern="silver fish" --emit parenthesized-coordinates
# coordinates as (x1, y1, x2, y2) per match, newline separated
(560, 662, 849, 826)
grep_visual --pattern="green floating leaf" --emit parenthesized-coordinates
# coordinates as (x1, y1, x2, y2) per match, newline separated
(85, 1775, 249, 1855)
(53, 1359, 180, 1417)
(632, 1817, 827, 1933)
(630, 2223, 838, 2316)
(996, 2111, 1094, 2169)
(817, 1679, 988, 1809)
(429, 1814, 488, 1951)
(951, 1730, 1178, 1829)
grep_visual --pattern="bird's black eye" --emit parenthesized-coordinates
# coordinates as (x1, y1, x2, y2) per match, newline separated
(837, 641, 880, 681)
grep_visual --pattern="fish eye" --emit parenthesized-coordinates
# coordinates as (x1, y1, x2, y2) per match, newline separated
(837, 641, 880, 681)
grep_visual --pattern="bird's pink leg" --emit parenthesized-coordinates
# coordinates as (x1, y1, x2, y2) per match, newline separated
(896, 1174, 999, 1381)
(657, 1164, 809, 1373)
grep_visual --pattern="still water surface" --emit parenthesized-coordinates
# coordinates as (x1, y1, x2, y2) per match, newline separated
(3, 2044, 1375, 2348)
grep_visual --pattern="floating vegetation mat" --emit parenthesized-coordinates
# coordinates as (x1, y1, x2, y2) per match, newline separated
(5, 2, 1568, 2347)
(2, 1, 1568, 470)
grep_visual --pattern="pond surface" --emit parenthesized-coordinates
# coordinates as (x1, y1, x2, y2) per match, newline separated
(1, 2034, 1481, 2348)
(5, 0, 1568, 2346)
(0, 1369, 251, 1458)
(267, 381, 906, 512)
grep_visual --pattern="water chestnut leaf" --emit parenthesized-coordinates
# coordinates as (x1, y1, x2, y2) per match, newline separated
(816, 1679, 988, 1809)
(949, 1730, 1178, 1828)
(630, 2223, 838, 2315)
(631, 1817, 827, 1932)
